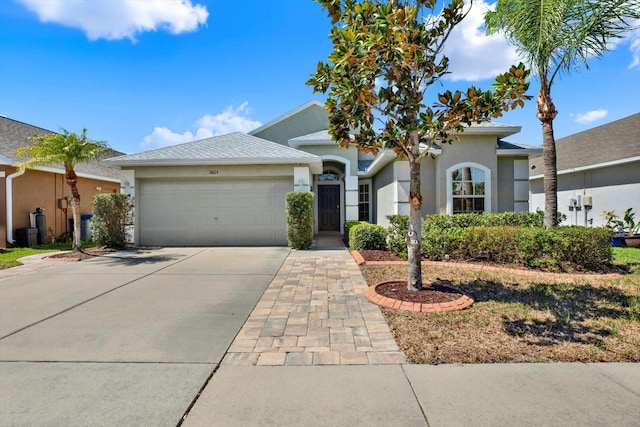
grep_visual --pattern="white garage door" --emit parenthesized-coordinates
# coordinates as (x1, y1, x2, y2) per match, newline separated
(138, 178, 292, 246)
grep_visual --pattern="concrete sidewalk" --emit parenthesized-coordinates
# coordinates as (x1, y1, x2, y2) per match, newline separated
(183, 363, 640, 426)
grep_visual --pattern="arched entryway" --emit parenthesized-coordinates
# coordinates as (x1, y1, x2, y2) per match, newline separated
(315, 162, 344, 233)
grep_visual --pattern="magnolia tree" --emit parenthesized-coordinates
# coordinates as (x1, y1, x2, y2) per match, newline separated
(308, 0, 531, 291)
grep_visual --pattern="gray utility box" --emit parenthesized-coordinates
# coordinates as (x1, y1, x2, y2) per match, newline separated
(16, 227, 38, 247)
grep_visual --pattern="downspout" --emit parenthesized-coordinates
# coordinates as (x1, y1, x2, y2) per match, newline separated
(6, 169, 25, 244)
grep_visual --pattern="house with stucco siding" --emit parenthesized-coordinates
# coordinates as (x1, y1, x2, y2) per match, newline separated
(103, 101, 542, 246)
(529, 113, 640, 228)
(1, 117, 122, 248)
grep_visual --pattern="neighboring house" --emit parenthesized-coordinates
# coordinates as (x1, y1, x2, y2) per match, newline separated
(103, 101, 541, 247)
(1, 117, 122, 248)
(529, 113, 640, 228)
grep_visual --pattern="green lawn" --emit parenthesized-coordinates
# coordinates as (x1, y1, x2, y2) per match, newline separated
(0, 241, 97, 269)
(612, 247, 640, 274)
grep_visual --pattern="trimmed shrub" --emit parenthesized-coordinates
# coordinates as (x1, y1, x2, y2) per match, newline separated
(386, 214, 409, 257)
(546, 227, 612, 271)
(344, 221, 367, 246)
(285, 192, 314, 249)
(421, 226, 467, 260)
(91, 193, 133, 248)
(349, 223, 387, 250)
(386, 212, 610, 271)
(459, 227, 520, 264)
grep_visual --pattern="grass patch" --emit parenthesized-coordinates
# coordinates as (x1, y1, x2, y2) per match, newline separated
(0, 241, 97, 269)
(612, 247, 640, 274)
(360, 250, 640, 364)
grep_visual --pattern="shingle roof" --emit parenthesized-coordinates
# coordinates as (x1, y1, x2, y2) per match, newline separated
(289, 130, 332, 145)
(530, 113, 640, 175)
(0, 116, 122, 180)
(102, 132, 322, 167)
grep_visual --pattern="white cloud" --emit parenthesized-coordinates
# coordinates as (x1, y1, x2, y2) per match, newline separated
(141, 103, 262, 149)
(628, 27, 640, 69)
(574, 109, 608, 124)
(441, 1, 522, 81)
(17, 0, 208, 41)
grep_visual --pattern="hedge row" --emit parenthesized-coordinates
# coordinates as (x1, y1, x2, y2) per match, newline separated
(351, 212, 612, 272)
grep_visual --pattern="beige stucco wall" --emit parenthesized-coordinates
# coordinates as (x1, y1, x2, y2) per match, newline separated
(497, 157, 516, 212)
(6, 167, 119, 244)
(435, 136, 498, 213)
(299, 145, 359, 176)
(419, 157, 437, 216)
(373, 161, 395, 226)
(128, 164, 298, 180)
(251, 105, 328, 146)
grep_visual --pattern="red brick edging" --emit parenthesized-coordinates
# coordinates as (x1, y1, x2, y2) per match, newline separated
(365, 280, 474, 313)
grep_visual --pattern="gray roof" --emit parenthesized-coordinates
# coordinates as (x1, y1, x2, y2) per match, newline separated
(102, 132, 322, 167)
(530, 113, 640, 175)
(289, 130, 332, 145)
(0, 116, 122, 180)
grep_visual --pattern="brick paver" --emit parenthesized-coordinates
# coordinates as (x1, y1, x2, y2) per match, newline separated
(223, 235, 406, 366)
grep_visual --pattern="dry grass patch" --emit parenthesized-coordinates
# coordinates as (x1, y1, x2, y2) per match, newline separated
(360, 264, 640, 364)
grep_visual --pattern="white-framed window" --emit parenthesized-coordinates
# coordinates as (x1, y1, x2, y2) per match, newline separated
(446, 163, 491, 214)
(358, 181, 371, 222)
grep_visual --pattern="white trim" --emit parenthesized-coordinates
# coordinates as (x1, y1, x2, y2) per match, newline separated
(455, 123, 521, 137)
(358, 179, 373, 223)
(6, 169, 26, 244)
(321, 154, 352, 177)
(314, 167, 344, 235)
(497, 149, 542, 156)
(358, 151, 395, 178)
(101, 157, 323, 174)
(446, 162, 492, 214)
(314, 154, 356, 234)
(529, 156, 640, 180)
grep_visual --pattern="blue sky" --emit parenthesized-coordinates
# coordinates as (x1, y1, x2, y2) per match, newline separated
(1, 0, 638, 155)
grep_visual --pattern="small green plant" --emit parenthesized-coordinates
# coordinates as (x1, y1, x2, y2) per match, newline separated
(386, 215, 409, 257)
(344, 221, 367, 246)
(285, 192, 314, 249)
(349, 223, 387, 250)
(622, 208, 638, 235)
(91, 193, 133, 248)
(603, 210, 625, 236)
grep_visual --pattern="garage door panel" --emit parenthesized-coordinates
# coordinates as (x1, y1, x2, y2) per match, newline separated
(138, 178, 292, 246)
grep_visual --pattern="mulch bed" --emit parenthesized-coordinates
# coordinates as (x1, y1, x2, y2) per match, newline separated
(375, 280, 463, 304)
(357, 250, 403, 262)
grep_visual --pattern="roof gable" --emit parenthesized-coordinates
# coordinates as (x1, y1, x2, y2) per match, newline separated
(249, 101, 329, 145)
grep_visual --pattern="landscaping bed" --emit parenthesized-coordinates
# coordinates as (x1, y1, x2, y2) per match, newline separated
(358, 250, 640, 364)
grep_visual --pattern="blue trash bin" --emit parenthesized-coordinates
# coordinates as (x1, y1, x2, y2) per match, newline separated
(80, 214, 93, 240)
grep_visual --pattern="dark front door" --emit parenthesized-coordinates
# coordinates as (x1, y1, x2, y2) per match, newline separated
(318, 185, 340, 231)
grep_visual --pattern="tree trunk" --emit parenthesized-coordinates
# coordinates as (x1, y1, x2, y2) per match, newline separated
(537, 84, 558, 229)
(407, 155, 423, 292)
(65, 169, 83, 252)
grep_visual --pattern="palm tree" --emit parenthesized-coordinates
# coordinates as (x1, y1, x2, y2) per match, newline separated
(485, 0, 640, 228)
(16, 128, 111, 252)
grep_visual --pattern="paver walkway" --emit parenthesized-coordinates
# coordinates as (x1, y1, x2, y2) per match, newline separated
(222, 234, 406, 366)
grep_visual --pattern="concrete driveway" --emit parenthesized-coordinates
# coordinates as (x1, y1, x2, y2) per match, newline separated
(0, 247, 290, 427)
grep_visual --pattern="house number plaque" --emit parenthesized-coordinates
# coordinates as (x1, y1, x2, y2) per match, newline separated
(209, 170, 219, 175)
